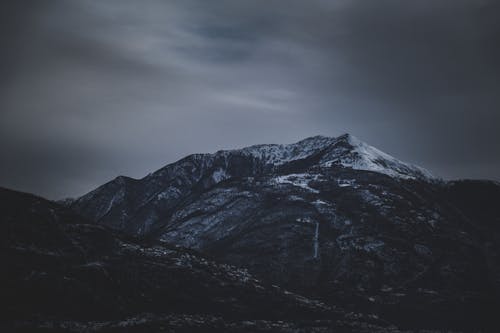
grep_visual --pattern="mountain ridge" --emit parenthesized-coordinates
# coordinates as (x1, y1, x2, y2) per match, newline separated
(65, 134, 500, 330)
(70, 134, 437, 233)
(2, 134, 500, 330)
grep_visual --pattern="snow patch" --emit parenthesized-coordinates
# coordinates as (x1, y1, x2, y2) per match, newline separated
(321, 135, 435, 181)
(237, 135, 336, 166)
(337, 179, 356, 187)
(313, 199, 329, 206)
(296, 217, 313, 223)
(273, 173, 320, 193)
(157, 187, 182, 200)
(212, 168, 229, 183)
(289, 195, 305, 202)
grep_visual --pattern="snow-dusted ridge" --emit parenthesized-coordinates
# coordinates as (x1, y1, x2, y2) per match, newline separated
(211, 133, 435, 181)
(236, 135, 337, 166)
(72, 133, 435, 224)
(320, 134, 435, 180)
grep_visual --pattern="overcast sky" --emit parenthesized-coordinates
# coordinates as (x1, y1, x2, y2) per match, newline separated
(1, 0, 500, 199)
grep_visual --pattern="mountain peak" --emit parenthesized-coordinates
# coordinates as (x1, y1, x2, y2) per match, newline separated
(233, 134, 434, 181)
(188, 133, 434, 181)
(334, 133, 352, 141)
(317, 134, 435, 180)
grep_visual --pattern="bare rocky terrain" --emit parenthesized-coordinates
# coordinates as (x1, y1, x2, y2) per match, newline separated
(2, 134, 500, 331)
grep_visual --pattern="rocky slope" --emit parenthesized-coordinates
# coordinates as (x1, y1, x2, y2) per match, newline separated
(3, 134, 499, 331)
(68, 134, 500, 331)
(71, 134, 434, 235)
(1, 187, 398, 332)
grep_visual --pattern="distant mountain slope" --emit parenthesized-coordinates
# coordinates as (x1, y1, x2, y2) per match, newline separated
(71, 134, 435, 235)
(67, 134, 500, 330)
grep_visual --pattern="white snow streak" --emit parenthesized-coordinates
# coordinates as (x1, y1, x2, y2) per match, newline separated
(212, 168, 229, 183)
(313, 222, 319, 259)
(273, 173, 320, 193)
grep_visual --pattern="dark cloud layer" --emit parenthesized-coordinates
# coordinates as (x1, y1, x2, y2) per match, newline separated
(1, 0, 499, 199)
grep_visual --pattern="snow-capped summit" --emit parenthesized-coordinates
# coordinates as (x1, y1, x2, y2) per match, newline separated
(212, 133, 434, 181)
(71, 133, 436, 235)
(319, 134, 435, 180)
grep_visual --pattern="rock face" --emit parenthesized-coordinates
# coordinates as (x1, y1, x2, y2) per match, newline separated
(4, 134, 499, 331)
(2, 187, 397, 332)
(71, 134, 434, 235)
(68, 134, 500, 331)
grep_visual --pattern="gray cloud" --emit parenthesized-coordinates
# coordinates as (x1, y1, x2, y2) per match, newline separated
(1, 0, 499, 199)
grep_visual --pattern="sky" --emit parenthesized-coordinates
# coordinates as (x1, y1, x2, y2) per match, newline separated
(1, 0, 500, 199)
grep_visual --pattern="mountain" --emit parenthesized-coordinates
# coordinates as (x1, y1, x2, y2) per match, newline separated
(68, 134, 500, 331)
(71, 134, 434, 235)
(1, 187, 398, 332)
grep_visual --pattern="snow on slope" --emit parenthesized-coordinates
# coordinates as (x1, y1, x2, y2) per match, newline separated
(236, 135, 336, 165)
(214, 134, 434, 181)
(75, 133, 434, 224)
(320, 134, 435, 180)
(273, 173, 321, 193)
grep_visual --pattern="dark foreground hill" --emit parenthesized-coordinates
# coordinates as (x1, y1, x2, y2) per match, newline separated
(0, 187, 395, 332)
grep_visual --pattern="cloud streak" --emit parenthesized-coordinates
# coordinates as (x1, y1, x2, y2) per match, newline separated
(1, 0, 499, 198)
